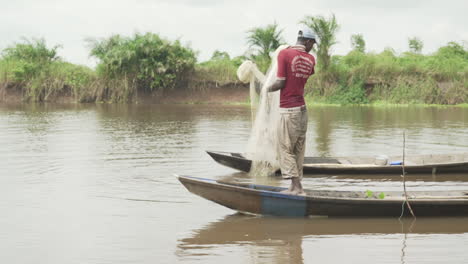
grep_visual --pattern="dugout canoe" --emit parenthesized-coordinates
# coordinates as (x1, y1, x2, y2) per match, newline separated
(178, 175, 468, 217)
(207, 150, 468, 174)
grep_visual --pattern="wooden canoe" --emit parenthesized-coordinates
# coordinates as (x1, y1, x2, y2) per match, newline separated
(207, 150, 468, 174)
(178, 175, 468, 217)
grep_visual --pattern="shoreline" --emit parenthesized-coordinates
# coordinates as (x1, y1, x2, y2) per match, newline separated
(1, 84, 467, 108)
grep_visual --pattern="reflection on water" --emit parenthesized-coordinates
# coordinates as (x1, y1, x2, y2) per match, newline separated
(0, 103, 467, 264)
(309, 105, 468, 157)
(178, 214, 468, 264)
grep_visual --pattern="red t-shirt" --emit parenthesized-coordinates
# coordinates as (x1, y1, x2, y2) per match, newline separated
(276, 46, 316, 108)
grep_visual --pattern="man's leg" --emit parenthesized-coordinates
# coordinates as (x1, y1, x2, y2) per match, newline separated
(294, 135, 306, 180)
(278, 111, 305, 195)
(278, 113, 300, 180)
(287, 135, 305, 194)
(294, 110, 308, 180)
(290, 110, 308, 194)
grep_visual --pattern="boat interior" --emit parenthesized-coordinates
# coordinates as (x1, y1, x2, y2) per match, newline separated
(231, 151, 468, 166)
(215, 179, 468, 200)
(307, 153, 468, 166)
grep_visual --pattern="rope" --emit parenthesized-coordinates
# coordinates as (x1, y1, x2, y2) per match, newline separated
(399, 131, 416, 219)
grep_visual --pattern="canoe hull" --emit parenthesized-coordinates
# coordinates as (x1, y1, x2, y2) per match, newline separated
(207, 151, 468, 174)
(179, 175, 468, 217)
(207, 151, 252, 173)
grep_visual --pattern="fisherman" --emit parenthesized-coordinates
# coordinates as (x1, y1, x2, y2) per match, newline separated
(265, 27, 317, 195)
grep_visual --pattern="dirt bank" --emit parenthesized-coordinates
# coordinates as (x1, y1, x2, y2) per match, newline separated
(0, 82, 250, 104)
(0, 82, 78, 104)
(138, 84, 249, 104)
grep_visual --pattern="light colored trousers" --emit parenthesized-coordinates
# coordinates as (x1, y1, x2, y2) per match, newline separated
(278, 105, 308, 179)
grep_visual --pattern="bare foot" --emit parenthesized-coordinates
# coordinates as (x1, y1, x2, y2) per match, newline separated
(291, 188, 306, 196)
(280, 189, 306, 196)
(280, 189, 294, 194)
(280, 178, 306, 195)
(295, 190, 306, 196)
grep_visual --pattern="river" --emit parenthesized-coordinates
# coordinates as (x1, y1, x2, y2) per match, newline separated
(1, 103, 467, 264)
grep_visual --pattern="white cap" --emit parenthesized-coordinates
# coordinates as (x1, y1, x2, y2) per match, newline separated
(298, 27, 316, 40)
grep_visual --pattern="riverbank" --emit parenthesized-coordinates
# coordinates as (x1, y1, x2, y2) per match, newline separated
(4, 83, 468, 108)
(0, 81, 250, 105)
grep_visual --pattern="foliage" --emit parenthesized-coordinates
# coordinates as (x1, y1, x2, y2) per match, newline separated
(210, 50, 230, 60)
(246, 22, 285, 72)
(0, 38, 95, 102)
(88, 32, 196, 101)
(306, 41, 468, 105)
(2, 38, 59, 62)
(49, 62, 96, 100)
(408, 37, 423, 54)
(351, 34, 365, 53)
(300, 14, 340, 72)
(0, 26, 467, 105)
(1, 38, 60, 82)
(327, 79, 369, 105)
(365, 190, 386, 199)
(190, 51, 243, 89)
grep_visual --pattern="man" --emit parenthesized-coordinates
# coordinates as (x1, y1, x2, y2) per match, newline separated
(266, 27, 316, 195)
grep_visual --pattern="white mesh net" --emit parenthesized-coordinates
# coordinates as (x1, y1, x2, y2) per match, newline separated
(244, 45, 289, 176)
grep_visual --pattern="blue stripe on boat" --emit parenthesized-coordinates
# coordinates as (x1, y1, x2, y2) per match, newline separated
(184, 176, 308, 216)
(261, 194, 307, 216)
(258, 187, 307, 216)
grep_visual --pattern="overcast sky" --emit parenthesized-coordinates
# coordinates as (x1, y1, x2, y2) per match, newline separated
(1, 0, 466, 67)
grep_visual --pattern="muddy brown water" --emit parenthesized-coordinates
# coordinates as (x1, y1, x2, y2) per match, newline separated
(1, 103, 467, 264)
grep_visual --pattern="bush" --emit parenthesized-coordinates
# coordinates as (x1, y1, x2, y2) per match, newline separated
(88, 32, 197, 98)
(306, 41, 467, 105)
(326, 80, 369, 105)
(0, 38, 95, 101)
(1, 38, 60, 82)
(191, 54, 242, 88)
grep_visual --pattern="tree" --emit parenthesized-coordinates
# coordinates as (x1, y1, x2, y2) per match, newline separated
(246, 22, 284, 68)
(408, 37, 423, 54)
(300, 14, 340, 72)
(88, 32, 196, 91)
(2, 38, 61, 81)
(351, 34, 365, 53)
(2, 38, 60, 63)
(210, 50, 230, 61)
(436, 41, 467, 59)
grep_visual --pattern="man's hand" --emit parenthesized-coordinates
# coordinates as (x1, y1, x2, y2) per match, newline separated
(266, 79, 286, 93)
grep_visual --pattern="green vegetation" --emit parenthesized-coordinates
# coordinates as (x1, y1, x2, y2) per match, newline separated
(246, 22, 285, 72)
(365, 190, 386, 199)
(351, 34, 365, 53)
(0, 38, 95, 102)
(408, 37, 423, 54)
(88, 33, 196, 102)
(0, 15, 466, 105)
(189, 50, 243, 90)
(306, 41, 468, 105)
(300, 14, 340, 73)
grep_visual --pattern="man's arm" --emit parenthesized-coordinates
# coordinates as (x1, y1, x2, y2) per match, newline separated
(268, 48, 287, 92)
(266, 79, 286, 92)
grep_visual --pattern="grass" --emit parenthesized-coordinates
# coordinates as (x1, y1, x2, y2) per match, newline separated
(0, 39, 97, 102)
(187, 55, 243, 91)
(304, 42, 468, 105)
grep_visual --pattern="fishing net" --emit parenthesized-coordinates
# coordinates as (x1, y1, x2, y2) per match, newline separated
(243, 45, 289, 176)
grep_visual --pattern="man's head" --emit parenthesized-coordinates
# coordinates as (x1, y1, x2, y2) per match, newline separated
(297, 27, 316, 52)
